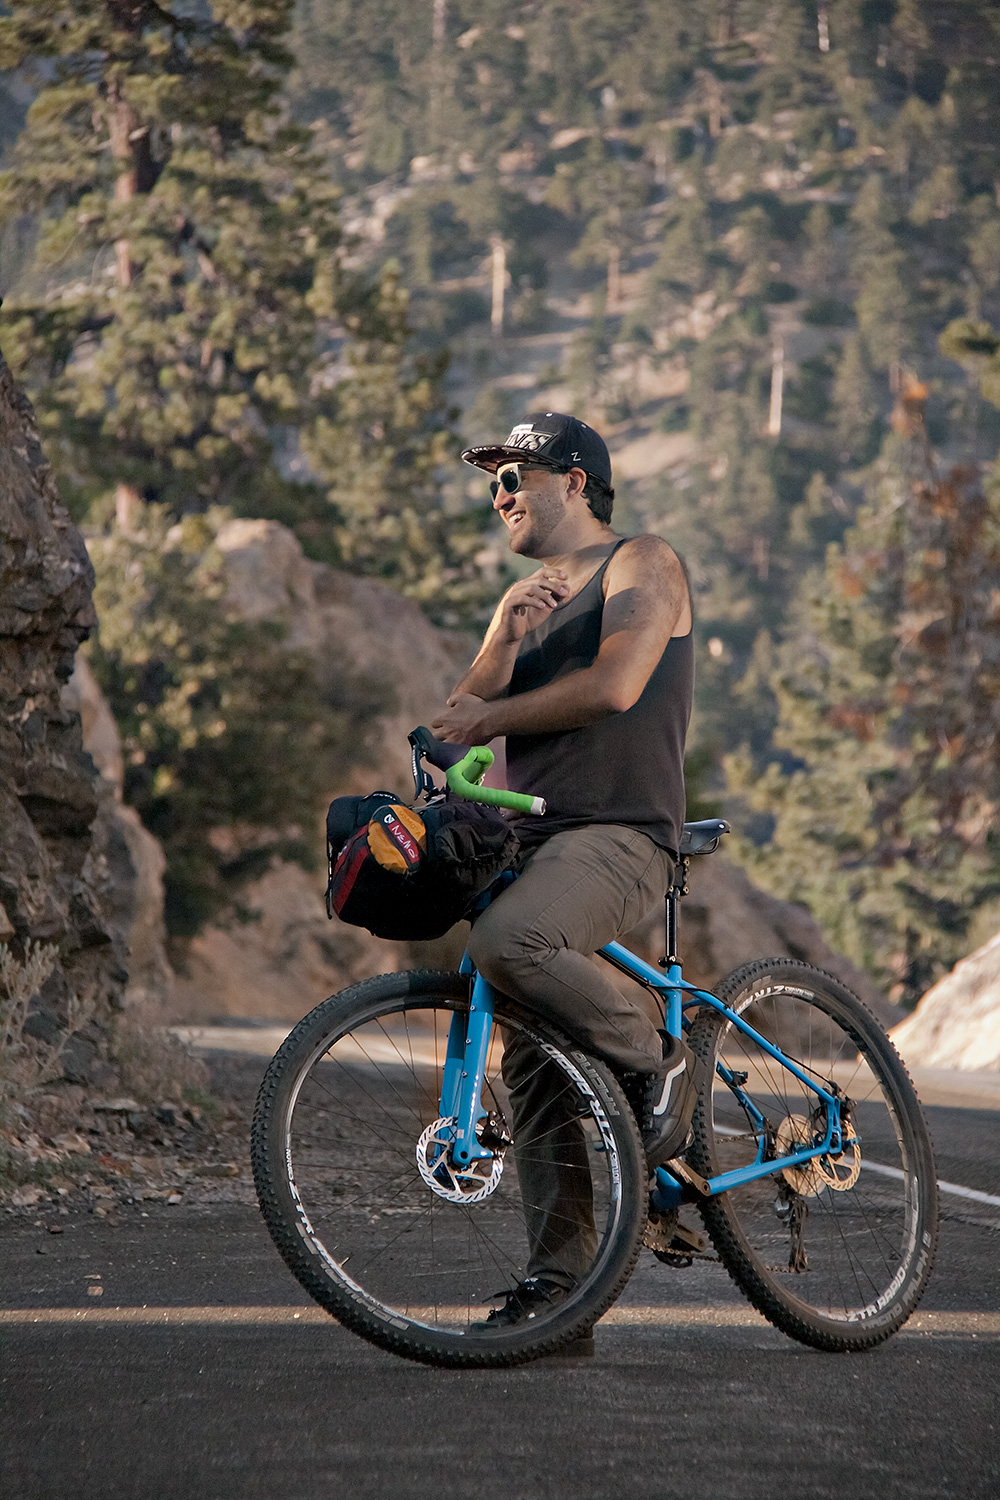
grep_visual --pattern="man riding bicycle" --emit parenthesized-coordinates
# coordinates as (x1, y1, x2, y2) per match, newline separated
(431, 411, 697, 1330)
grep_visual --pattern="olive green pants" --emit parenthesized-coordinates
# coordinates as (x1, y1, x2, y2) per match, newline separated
(466, 825, 673, 1286)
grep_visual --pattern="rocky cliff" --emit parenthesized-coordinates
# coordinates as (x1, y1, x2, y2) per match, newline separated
(0, 351, 125, 1091)
(60, 654, 172, 1011)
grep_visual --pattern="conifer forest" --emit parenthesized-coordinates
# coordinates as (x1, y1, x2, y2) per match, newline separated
(2, 0, 1000, 1006)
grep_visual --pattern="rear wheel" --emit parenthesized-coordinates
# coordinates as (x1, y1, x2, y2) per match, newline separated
(251, 970, 646, 1367)
(686, 959, 938, 1351)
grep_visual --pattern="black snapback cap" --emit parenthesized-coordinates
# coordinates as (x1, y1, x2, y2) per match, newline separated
(462, 411, 614, 495)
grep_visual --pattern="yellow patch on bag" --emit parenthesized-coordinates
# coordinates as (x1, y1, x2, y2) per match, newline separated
(367, 804, 427, 875)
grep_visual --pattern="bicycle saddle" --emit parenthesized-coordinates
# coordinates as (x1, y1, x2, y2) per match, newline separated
(679, 818, 730, 855)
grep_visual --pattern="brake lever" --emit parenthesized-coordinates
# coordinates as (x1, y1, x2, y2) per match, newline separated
(410, 739, 437, 802)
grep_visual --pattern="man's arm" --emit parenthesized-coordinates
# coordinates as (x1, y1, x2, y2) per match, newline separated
(432, 537, 689, 743)
(451, 564, 569, 701)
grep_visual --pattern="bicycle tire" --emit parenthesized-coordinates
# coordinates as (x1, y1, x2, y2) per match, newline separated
(251, 969, 646, 1367)
(686, 959, 938, 1352)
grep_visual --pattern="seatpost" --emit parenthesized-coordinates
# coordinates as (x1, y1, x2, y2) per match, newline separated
(665, 887, 678, 966)
(659, 856, 688, 1039)
(663, 855, 688, 967)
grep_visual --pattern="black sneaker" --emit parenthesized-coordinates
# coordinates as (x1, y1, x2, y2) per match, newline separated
(641, 1034, 698, 1169)
(471, 1277, 570, 1331)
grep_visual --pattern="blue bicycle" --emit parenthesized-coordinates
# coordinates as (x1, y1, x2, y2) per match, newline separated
(252, 734, 938, 1366)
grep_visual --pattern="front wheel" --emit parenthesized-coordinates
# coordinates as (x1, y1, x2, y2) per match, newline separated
(251, 970, 646, 1367)
(686, 959, 938, 1352)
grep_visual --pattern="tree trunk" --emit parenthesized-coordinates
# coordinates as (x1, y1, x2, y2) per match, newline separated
(768, 338, 784, 437)
(490, 237, 507, 337)
(107, 77, 138, 288)
(817, 7, 831, 52)
(607, 245, 621, 312)
(105, 61, 158, 525)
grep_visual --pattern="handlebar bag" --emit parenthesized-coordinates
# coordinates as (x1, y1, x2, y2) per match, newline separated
(325, 794, 519, 941)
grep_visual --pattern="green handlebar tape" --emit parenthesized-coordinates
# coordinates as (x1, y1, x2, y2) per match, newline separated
(446, 747, 546, 817)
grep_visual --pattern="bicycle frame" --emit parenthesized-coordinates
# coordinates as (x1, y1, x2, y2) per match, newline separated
(439, 939, 847, 1214)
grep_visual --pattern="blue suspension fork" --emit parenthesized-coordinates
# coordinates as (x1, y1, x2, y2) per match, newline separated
(437, 964, 496, 1168)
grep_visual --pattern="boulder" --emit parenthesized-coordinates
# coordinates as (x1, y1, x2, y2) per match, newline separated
(168, 860, 404, 1023)
(166, 518, 903, 1027)
(61, 655, 172, 1009)
(891, 930, 1000, 1071)
(214, 516, 470, 793)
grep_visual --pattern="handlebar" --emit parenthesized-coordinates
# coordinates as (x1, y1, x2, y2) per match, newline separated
(445, 746, 546, 818)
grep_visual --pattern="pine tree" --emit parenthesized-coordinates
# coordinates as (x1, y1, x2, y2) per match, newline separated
(302, 268, 494, 624)
(730, 375, 1000, 1003)
(0, 1, 341, 524)
(0, 0, 488, 618)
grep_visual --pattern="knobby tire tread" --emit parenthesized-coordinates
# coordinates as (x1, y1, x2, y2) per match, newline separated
(686, 958, 939, 1353)
(251, 970, 646, 1367)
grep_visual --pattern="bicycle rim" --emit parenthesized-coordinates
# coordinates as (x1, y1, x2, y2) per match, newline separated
(252, 971, 645, 1366)
(687, 960, 938, 1350)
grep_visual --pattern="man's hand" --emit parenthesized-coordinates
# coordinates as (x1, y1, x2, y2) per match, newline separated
(493, 566, 568, 644)
(431, 693, 500, 744)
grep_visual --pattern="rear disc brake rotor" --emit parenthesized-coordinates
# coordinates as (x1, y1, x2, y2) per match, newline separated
(776, 1113, 861, 1197)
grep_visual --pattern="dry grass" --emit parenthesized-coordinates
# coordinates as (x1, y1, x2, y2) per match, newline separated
(0, 942, 95, 1113)
(1, 942, 213, 1198)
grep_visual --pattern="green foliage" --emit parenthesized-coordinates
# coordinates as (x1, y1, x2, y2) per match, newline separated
(8, 0, 1000, 980)
(730, 389, 1000, 1003)
(87, 507, 380, 935)
(0, 0, 490, 621)
(301, 269, 496, 624)
(0, 942, 61, 1117)
(284, 0, 1000, 750)
(0, 0, 333, 516)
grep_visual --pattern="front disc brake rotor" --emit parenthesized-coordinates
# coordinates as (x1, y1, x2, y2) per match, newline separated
(415, 1117, 505, 1203)
(776, 1112, 861, 1197)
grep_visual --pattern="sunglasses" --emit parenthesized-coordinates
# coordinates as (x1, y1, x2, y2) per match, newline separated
(489, 461, 565, 500)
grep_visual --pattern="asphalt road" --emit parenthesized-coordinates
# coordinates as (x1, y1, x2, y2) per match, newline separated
(3, 1076, 998, 1500)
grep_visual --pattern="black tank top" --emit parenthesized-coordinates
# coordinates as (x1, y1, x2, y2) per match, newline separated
(505, 541, 693, 855)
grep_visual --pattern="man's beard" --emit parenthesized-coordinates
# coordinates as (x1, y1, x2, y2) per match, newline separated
(510, 489, 566, 556)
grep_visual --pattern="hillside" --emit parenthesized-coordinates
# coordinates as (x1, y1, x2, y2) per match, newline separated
(286, 0, 1000, 997)
(2, 1, 999, 999)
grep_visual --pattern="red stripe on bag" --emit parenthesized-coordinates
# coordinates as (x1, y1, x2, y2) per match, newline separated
(331, 834, 371, 915)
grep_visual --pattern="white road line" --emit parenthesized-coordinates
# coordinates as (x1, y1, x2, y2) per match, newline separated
(861, 1160, 1000, 1209)
(712, 1125, 1000, 1209)
(1, 1304, 997, 1334)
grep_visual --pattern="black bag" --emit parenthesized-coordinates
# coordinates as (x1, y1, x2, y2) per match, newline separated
(325, 792, 519, 941)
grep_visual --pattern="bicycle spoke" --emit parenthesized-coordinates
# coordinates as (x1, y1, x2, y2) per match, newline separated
(688, 960, 936, 1348)
(260, 990, 638, 1347)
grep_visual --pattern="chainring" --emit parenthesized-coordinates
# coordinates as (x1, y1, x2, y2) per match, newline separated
(776, 1112, 861, 1197)
(415, 1117, 505, 1204)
